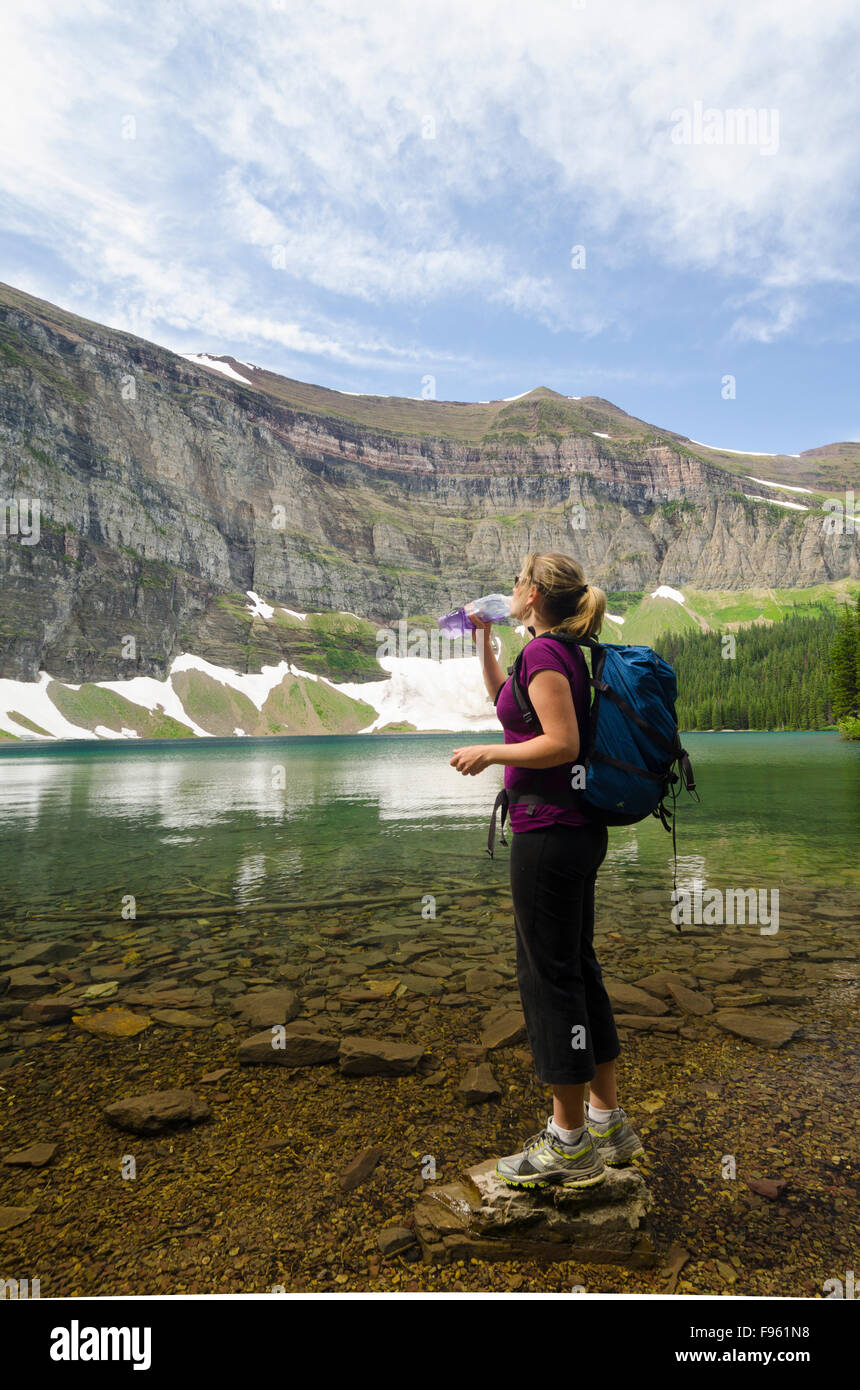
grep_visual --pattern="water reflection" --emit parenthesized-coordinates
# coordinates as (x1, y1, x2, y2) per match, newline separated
(0, 733, 856, 922)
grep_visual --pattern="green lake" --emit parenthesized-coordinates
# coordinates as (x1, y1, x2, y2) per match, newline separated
(0, 732, 857, 935)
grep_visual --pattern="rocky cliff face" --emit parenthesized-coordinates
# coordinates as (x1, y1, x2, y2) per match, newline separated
(1, 282, 858, 682)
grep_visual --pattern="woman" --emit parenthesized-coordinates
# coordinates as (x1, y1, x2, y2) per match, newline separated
(450, 551, 644, 1189)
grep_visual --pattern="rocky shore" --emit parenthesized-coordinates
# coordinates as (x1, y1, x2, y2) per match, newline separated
(0, 886, 856, 1295)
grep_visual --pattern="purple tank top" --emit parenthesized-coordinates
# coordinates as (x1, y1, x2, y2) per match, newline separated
(495, 634, 591, 831)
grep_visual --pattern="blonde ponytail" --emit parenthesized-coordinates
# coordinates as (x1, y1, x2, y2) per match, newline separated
(519, 550, 606, 640)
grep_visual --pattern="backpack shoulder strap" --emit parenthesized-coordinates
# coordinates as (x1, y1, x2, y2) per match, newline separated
(508, 631, 602, 730)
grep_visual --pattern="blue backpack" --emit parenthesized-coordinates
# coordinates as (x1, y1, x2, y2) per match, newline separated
(487, 632, 699, 912)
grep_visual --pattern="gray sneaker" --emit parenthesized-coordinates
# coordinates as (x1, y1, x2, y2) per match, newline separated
(587, 1107, 645, 1166)
(495, 1119, 607, 1190)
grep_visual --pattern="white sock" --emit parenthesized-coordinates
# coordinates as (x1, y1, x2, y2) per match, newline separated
(547, 1115, 586, 1145)
(588, 1103, 618, 1124)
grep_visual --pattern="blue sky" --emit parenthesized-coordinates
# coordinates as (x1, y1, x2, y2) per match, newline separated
(1, 0, 859, 454)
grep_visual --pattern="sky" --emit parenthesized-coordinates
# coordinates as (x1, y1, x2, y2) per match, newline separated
(1, 0, 859, 454)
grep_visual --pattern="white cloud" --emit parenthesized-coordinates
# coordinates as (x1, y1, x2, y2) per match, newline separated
(0, 0, 858, 366)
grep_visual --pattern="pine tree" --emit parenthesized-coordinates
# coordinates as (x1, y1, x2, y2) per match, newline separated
(830, 603, 858, 718)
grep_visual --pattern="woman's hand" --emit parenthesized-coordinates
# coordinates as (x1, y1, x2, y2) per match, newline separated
(466, 611, 491, 634)
(466, 610, 493, 663)
(450, 745, 497, 775)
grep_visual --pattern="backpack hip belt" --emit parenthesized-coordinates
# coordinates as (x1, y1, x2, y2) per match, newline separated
(487, 785, 584, 857)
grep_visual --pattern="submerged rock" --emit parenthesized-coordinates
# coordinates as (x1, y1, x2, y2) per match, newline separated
(3, 1141, 58, 1167)
(0, 1205, 36, 1231)
(338, 1037, 425, 1075)
(232, 989, 300, 1029)
(663, 980, 713, 1015)
(377, 1225, 417, 1256)
(712, 1010, 801, 1048)
(480, 1010, 527, 1050)
(458, 1063, 502, 1104)
(339, 1145, 386, 1192)
(237, 1027, 339, 1066)
(103, 1089, 211, 1134)
(73, 1007, 152, 1039)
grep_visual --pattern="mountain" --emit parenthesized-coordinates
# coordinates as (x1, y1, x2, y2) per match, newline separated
(1, 280, 859, 708)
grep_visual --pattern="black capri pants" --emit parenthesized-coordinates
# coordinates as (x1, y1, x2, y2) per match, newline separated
(510, 820, 621, 1085)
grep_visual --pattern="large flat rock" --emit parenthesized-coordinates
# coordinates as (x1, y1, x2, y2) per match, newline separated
(414, 1157, 657, 1267)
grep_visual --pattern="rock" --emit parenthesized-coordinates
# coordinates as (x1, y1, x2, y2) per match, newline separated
(21, 998, 75, 1024)
(694, 960, 756, 984)
(763, 989, 808, 1005)
(3, 1141, 58, 1167)
(394, 974, 443, 997)
(480, 1009, 527, 1050)
(4, 968, 50, 997)
(456, 1043, 488, 1061)
(712, 991, 767, 1007)
(151, 1009, 216, 1029)
(603, 979, 668, 1015)
(339, 1145, 386, 1192)
(201, 1068, 231, 1083)
(125, 987, 214, 1009)
(612, 1014, 682, 1032)
(237, 1028, 339, 1066)
(231, 989, 300, 1029)
(464, 968, 505, 993)
(338, 1037, 425, 1075)
(663, 980, 713, 1016)
(407, 960, 455, 979)
(659, 1242, 692, 1294)
(103, 1089, 211, 1134)
(73, 1007, 152, 1038)
(0, 1205, 36, 1231)
(746, 1177, 788, 1199)
(377, 1226, 417, 1256)
(0, 942, 77, 968)
(337, 978, 401, 1002)
(712, 1010, 801, 1048)
(81, 981, 119, 1000)
(635, 970, 699, 998)
(458, 1063, 502, 1104)
(414, 1158, 657, 1267)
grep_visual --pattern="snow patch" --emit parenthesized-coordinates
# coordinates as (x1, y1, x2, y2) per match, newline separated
(593, 431, 611, 439)
(605, 611, 625, 625)
(94, 674, 211, 736)
(743, 494, 808, 511)
(170, 654, 297, 710)
(181, 354, 253, 385)
(745, 475, 813, 495)
(502, 391, 530, 401)
(688, 439, 801, 459)
(332, 656, 501, 733)
(649, 585, 686, 605)
(281, 607, 307, 621)
(0, 672, 99, 740)
(246, 590, 275, 619)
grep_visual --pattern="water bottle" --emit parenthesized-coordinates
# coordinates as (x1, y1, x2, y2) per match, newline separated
(437, 592, 514, 637)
